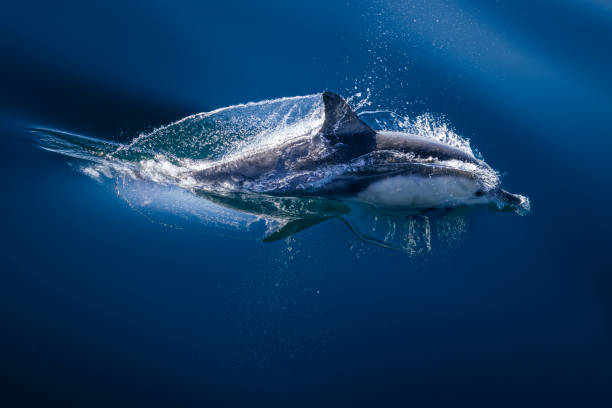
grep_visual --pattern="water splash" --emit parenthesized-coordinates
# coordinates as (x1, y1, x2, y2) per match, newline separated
(115, 94, 323, 162)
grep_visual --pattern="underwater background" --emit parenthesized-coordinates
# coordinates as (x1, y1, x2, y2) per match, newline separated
(1, 0, 612, 405)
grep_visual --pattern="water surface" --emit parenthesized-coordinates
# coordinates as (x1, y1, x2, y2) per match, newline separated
(1, 0, 611, 405)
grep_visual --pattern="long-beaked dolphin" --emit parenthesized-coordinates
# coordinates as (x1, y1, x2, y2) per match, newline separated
(194, 92, 524, 213)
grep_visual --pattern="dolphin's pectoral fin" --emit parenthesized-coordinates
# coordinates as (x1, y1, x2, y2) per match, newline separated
(263, 217, 329, 242)
(320, 92, 375, 148)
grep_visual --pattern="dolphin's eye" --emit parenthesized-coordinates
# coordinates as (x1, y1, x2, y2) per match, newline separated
(475, 190, 485, 197)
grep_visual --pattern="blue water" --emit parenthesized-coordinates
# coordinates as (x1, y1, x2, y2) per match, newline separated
(1, 0, 612, 405)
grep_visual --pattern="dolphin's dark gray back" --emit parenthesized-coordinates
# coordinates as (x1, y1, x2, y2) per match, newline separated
(193, 92, 483, 189)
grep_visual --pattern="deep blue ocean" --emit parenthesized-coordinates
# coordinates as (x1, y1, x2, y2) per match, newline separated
(1, 1, 612, 406)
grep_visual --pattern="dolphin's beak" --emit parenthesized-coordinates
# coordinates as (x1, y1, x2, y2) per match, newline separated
(497, 189, 523, 206)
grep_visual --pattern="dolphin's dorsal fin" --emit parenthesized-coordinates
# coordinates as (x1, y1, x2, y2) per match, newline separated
(320, 92, 375, 146)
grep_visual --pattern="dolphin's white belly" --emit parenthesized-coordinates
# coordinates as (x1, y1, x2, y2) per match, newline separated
(355, 175, 489, 209)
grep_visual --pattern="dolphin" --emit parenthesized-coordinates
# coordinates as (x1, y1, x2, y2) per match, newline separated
(31, 92, 527, 249)
(193, 92, 525, 213)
